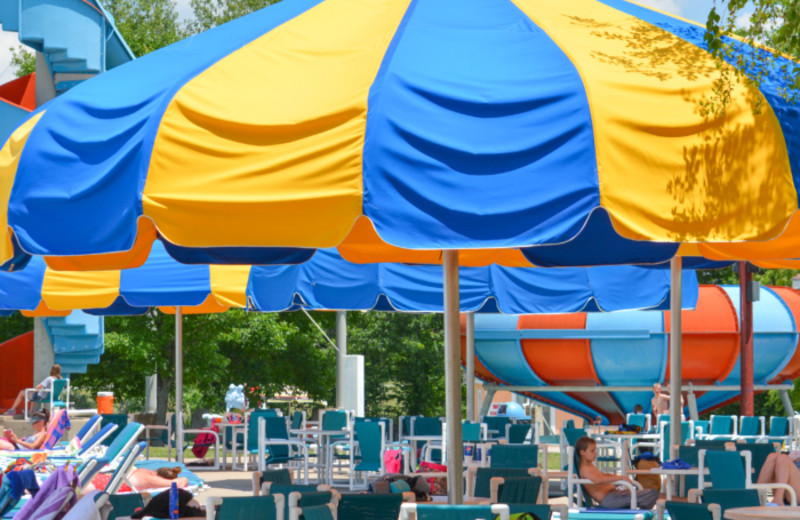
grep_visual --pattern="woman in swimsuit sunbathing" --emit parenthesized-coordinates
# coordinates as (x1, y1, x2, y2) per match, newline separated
(128, 466, 190, 490)
(0, 410, 49, 450)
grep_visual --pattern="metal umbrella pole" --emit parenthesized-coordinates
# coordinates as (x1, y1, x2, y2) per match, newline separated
(444, 250, 463, 503)
(176, 306, 184, 463)
(669, 258, 682, 460)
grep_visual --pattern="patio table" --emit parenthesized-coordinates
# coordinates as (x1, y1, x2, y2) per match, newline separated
(724, 506, 800, 520)
(290, 427, 350, 484)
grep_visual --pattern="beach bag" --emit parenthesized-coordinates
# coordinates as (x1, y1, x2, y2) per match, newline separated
(418, 461, 448, 496)
(634, 458, 661, 490)
(384, 449, 402, 473)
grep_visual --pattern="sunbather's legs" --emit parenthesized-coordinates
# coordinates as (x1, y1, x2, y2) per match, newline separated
(758, 452, 781, 484)
(757, 453, 800, 504)
(0, 439, 15, 450)
(128, 468, 189, 490)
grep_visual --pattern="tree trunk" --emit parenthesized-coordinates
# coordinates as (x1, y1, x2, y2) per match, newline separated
(156, 375, 171, 425)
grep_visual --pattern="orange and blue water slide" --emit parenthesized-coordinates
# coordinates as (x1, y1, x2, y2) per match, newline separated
(465, 285, 800, 425)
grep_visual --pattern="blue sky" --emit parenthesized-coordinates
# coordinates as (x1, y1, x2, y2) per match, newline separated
(0, 0, 731, 84)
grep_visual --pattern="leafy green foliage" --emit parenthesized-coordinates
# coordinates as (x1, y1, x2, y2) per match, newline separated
(696, 266, 799, 286)
(9, 46, 35, 78)
(185, 0, 278, 33)
(103, 0, 186, 57)
(0, 313, 33, 342)
(347, 312, 446, 418)
(703, 1, 800, 115)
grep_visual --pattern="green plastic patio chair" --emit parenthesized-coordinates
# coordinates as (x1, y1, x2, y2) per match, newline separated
(699, 449, 797, 505)
(232, 409, 279, 471)
(287, 490, 339, 520)
(490, 444, 539, 469)
(506, 504, 556, 519)
(662, 501, 721, 520)
(206, 495, 283, 520)
(505, 423, 531, 444)
(489, 475, 542, 504)
(252, 468, 293, 495)
(259, 416, 309, 483)
(704, 415, 737, 440)
(736, 416, 764, 443)
(270, 488, 334, 520)
(24, 377, 69, 420)
(107, 493, 148, 520)
(399, 503, 510, 520)
(482, 416, 511, 441)
(760, 416, 792, 445)
(292, 503, 336, 520)
(702, 489, 760, 519)
(729, 442, 779, 478)
(472, 467, 529, 499)
(337, 493, 404, 520)
(659, 420, 694, 459)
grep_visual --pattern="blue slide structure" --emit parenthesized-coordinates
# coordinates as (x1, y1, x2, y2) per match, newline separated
(466, 285, 800, 424)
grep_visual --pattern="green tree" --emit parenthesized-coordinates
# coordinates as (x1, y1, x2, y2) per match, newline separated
(697, 266, 799, 286)
(103, 0, 185, 57)
(704, 1, 800, 115)
(0, 313, 33, 342)
(186, 0, 278, 33)
(9, 46, 35, 78)
(347, 312, 446, 418)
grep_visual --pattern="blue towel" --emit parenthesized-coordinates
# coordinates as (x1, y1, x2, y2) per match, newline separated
(661, 458, 691, 470)
(6, 470, 39, 500)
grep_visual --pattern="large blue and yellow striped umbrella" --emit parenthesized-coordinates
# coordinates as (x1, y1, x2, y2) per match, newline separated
(0, 242, 698, 315)
(1, 0, 798, 269)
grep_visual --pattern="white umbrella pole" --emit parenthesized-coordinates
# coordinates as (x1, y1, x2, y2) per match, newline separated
(466, 312, 475, 422)
(444, 250, 463, 504)
(176, 306, 184, 463)
(669, 258, 682, 460)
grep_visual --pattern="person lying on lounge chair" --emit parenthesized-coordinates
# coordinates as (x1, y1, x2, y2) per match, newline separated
(0, 411, 49, 450)
(128, 466, 189, 490)
(577, 436, 659, 509)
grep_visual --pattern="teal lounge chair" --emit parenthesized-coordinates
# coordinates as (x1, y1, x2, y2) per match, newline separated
(101, 422, 144, 466)
(337, 493, 405, 520)
(400, 503, 510, 520)
(488, 475, 542, 504)
(104, 441, 147, 494)
(206, 495, 284, 520)
(659, 501, 721, 520)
